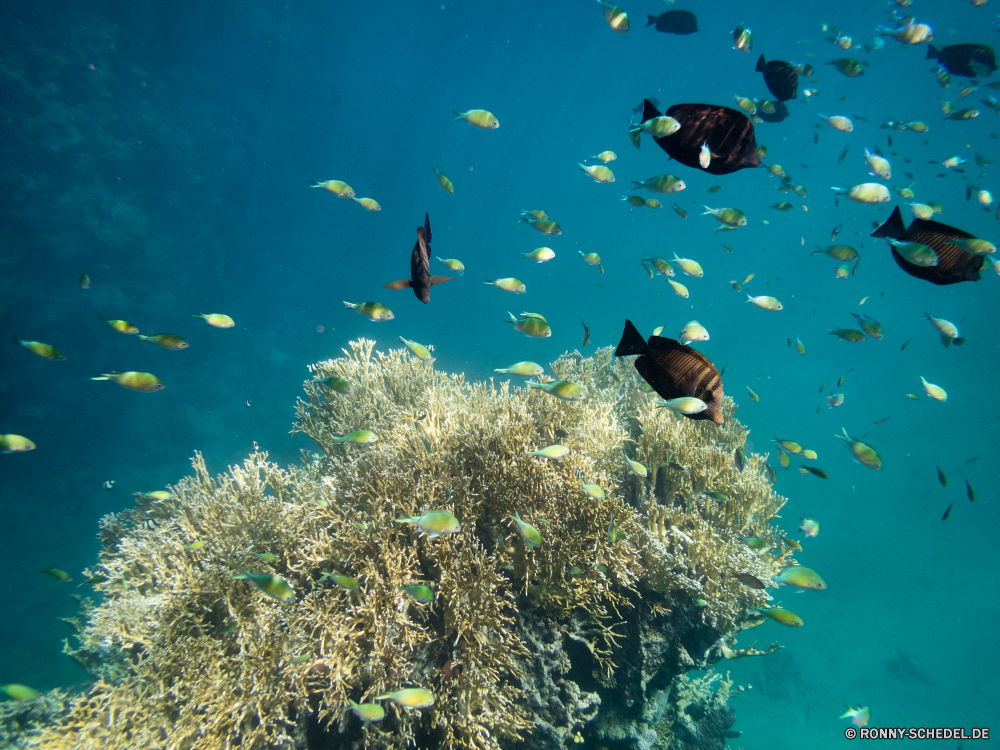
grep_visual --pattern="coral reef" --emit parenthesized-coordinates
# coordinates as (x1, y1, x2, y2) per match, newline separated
(28, 340, 800, 749)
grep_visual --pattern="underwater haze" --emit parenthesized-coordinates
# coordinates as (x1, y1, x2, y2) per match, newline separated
(1, 0, 999, 747)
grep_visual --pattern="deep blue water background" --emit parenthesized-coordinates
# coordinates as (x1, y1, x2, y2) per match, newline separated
(1, 1, 998, 746)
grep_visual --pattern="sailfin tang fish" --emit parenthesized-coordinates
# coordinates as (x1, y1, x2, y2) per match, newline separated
(755, 55, 798, 101)
(871, 206, 984, 285)
(384, 213, 456, 303)
(639, 99, 760, 176)
(614, 319, 725, 425)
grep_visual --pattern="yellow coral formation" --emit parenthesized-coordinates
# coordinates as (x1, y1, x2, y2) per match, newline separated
(33, 341, 796, 749)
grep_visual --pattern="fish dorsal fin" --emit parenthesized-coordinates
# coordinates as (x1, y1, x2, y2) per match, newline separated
(755, 54, 767, 72)
(423, 213, 432, 244)
(428, 275, 455, 287)
(869, 206, 907, 241)
(642, 99, 662, 122)
(384, 278, 413, 290)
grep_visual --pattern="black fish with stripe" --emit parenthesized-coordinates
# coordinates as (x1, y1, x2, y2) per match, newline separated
(755, 54, 798, 101)
(385, 213, 455, 303)
(870, 206, 984, 285)
(640, 99, 760, 176)
(614, 319, 725, 425)
(646, 10, 698, 34)
(926, 43, 997, 78)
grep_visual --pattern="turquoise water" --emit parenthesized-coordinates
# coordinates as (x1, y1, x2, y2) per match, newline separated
(1, 1, 998, 746)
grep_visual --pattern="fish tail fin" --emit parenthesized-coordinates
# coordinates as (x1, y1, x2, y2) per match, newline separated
(755, 54, 767, 72)
(836, 427, 850, 442)
(701, 205, 714, 214)
(309, 181, 323, 187)
(6, 334, 20, 346)
(646, 14, 657, 27)
(614, 319, 649, 357)
(599, 264, 604, 275)
(641, 98, 662, 121)
(451, 111, 465, 120)
(506, 311, 517, 324)
(926, 44, 940, 60)
(90, 374, 111, 381)
(869, 205, 907, 241)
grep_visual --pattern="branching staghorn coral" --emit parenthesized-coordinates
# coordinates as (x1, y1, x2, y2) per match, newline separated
(32, 342, 800, 750)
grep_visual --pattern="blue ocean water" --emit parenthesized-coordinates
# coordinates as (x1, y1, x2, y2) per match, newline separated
(1, 0, 998, 746)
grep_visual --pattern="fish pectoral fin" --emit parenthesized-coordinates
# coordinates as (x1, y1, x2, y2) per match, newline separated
(384, 278, 413, 290)
(428, 275, 456, 287)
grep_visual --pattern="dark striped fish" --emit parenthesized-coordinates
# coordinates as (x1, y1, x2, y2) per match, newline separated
(641, 99, 760, 176)
(871, 206, 984, 285)
(614, 319, 725, 425)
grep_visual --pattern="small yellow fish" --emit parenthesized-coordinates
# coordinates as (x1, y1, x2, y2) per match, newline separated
(374, 688, 435, 709)
(484, 278, 527, 294)
(526, 380, 586, 401)
(11, 339, 65, 360)
(235, 570, 295, 602)
(598, 1, 630, 32)
(702, 206, 747, 227)
(774, 566, 826, 590)
(840, 706, 870, 728)
(352, 197, 381, 211)
(732, 94, 757, 115)
(678, 320, 709, 344)
(1, 684, 40, 701)
(578, 163, 615, 183)
(193, 312, 235, 328)
(579, 251, 604, 274)
(510, 511, 542, 548)
(394, 510, 460, 537)
(399, 337, 434, 361)
(495, 361, 544, 377)
(347, 700, 385, 723)
(436, 257, 465, 275)
(91, 371, 165, 392)
(432, 167, 454, 194)
(0, 434, 36, 453)
(522, 247, 555, 263)
(138, 333, 189, 350)
(623, 454, 647, 477)
(920, 376, 947, 402)
(832, 183, 890, 204)
(587, 150, 617, 162)
(757, 607, 804, 626)
(452, 109, 499, 129)
(343, 301, 394, 321)
(818, 113, 853, 132)
(799, 517, 819, 536)
(667, 279, 689, 298)
(311, 180, 355, 198)
(527, 444, 571, 460)
(745, 294, 782, 311)
(41, 568, 72, 582)
(507, 311, 551, 338)
(333, 430, 378, 445)
(672, 254, 703, 278)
